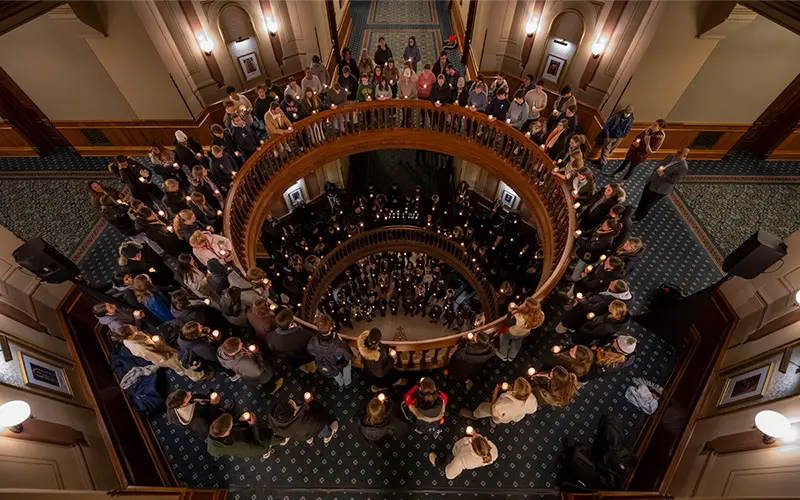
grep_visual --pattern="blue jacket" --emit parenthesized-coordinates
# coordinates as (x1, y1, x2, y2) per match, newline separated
(602, 111, 634, 139)
(485, 98, 510, 121)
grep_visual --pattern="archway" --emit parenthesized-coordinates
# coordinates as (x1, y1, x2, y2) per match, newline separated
(538, 10, 585, 88)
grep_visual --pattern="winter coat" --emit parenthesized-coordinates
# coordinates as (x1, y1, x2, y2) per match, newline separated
(374, 45, 393, 67)
(576, 230, 619, 263)
(357, 402, 412, 442)
(307, 335, 352, 378)
(357, 330, 394, 378)
(163, 189, 189, 216)
(579, 191, 619, 231)
(267, 326, 313, 363)
(177, 335, 219, 368)
(574, 265, 627, 296)
(597, 110, 634, 142)
(216, 346, 275, 384)
(402, 45, 421, 70)
(489, 392, 538, 424)
(429, 82, 451, 104)
(192, 232, 233, 266)
(173, 138, 205, 168)
(206, 421, 272, 458)
(209, 153, 237, 189)
(445, 436, 499, 479)
(561, 289, 632, 330)
(447, 341, 494, 381)
(616, 248, 643, 276)
(167, 393, 224, 436)
(171, 303, 228, 332)
(338, 56, 360, 80)
(230, 124, 259, 157)
(573, 313, 632, 346)
(135, 218, 186, 257)
(101, 204, 137, 236)
(268, 401, 328, 441)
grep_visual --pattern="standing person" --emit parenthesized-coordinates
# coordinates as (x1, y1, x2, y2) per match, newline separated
(551, 86, 577, 118)
(416, 64, 436, 99)
(488, 73, 509, 101)
(301, 66, 323, 95)
(524, 79, 547, 126)
(543, 119, 571, 160)
(431, 51, 449, 77)
(356, 73, 375, 102)
(610, 119, 667, 181)
(374, 36, 393, 67)
(131, 274, 174, 322)
(398, 65, 417, 99)
(497, 297, 545, 362)
(572, 299, 631, 346)
(338, 66, 359, 101)
(307, 314, 353, 388)
(309, 54, 330, 90)
(357, 394, 412, 442)
(149, 142, 189, 188)
(403, 377, 448, 436)
(253, 85, 272, 131)
(268, 397, 339, 445)
(208, 145, 236, 192)
(207, 412, 273, 459)
(529, 117, 548, 145)
(87, 181, 124, 211)
(573, 255, 627, 298)
(569, 218, 621, 281)
(173, 130, 206, 169)
(357, 49, 374, 79)
(556, 279, 630, 334)
(507, 90, 530, 130)
(118, 241, 176, 288)
(579, 184, 624, 231)
(175, 254, 214, 300)
(550, 344, 595, 379)
(166, 389, 229, 436)
(264, 102, 293, 137)
(209, 124, 239, 159)
(615, 237, 644, 275)
(550, 104, 579, 136)
(447, 332, 494, 389)
(229, 115, 259, 159)
(385, 58, 400, 96)
(633, 148, 689, 221)
(173, 209, 204, 241)
(485, 89, 510, 121)
(467, 82, 488, 112)
(93, 302, 139, 336)
(119, 325, 208, 381)
(430, 74, 451, 105)
(133, 207, 186, 257)
(226, 86, 253, 126)
(112, 155, 163, 208)
(284, 77, 303, 101)
(189, 230, 233, 266)
(187, 192, 220, 233)
(594, 105, 634, 167)
(267, 308, 315, 368)
(460, 377, 537, 425)
(98, 195, 137, 237)
(431, 433, 498, 479)
(530, 365, 579, 408)
(357, 328, 407, 392)
(162, 179, 189, 216)
(402, 36, 421, 72)
(177, 321, 222, 371)
(188, 165, 223, 210)
(217, 337, 284, 391)
(247, 298, 276, 340)
(338, 47, 360, 79)
(452, 77, 470, 106)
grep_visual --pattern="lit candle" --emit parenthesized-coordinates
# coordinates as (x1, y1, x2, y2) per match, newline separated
(586, 265, 593, 273)
(551, 345, 562, 354)
(148, 267, 156, 273)
(232, 170, 237, 176)
(488, 115, 494, 120)
(269, 303, 278, 311)
(151, 335, 161, 343)
(260, 139, 265, 145)
(378, 393, 386, 402)
(303, 391, 313, 402)
(210, 391, 219, 401)
(173, 162, 179, 168)
(466, 332, 474, 341)
(576, 292, 584, 301)
(195, 152, 202, 159)
(157, 210, 166, 217)
(527, 367, 536, 376)
(599, 255, 607, 261)
(115, 199, 123, 204)
(501, 382, 510, 391)
(247, 344, 257, 352)
(138, 176, 146, 183)
(241, 411, 251, 420)
(573, 202, 581, 209)
(540, 144, 546, 150)
(235, 151, 241, 157)
(525, 132, 531, 138)
(435, 100, 441, 105)
(288, 126, 293, 131)
(389, 348, 397, 358)
(572, 189, 578, 196)
(330, 103, 337, 109)
(506, 119, 511, 124)
(185, 195, 192, 201)
(206, 226, 213, 231)
(575, 230, 582, 237)
(423, 84, 427, 88)
(133, 310, 144, 319)
(586, 312, 596, 320)
(217, 210, 223, 216)
(211, 329, 220, 338)
(466, 425, 475, 436)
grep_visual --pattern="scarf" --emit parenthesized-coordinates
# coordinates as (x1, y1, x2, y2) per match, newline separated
(545, 128, 564, 151)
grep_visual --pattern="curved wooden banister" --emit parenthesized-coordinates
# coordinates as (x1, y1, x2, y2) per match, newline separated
(300, 226, 500, 322)
(223, 99, 576, 370)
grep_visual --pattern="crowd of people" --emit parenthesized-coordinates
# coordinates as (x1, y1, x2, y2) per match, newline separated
(84, 37, 691, 484)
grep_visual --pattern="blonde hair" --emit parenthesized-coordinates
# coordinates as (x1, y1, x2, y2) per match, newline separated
(544, 366, 579, 407)
(189, 230, 206, 248)
(516, 297, 545, 330)
(471, 436, 493, 464)
(118, 241, 143, 266)
(595, 347, 626, 367)
(512, 377, 532, 401)
(189, 191, 206, 211)
(608, 300, 627, 320)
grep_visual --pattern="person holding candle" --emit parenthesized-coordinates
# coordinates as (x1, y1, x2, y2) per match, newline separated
(397, 64, 418, 100)
(97, 194, 138, 238)
(430, 73, 452, 106)
(579, 184, 625, 231)
(225, 86, 253, 126)
(357, 327, 407, 392)
(188, 165, 223, 211)
(460, 376, 537, 425)
(572, 299, 631, 346)
(356, 73, 375, 102)
(207, 412, 274, 459)
(593, 105, 635, 167)
(497, 297, 545, 362)
(280, 94, 302, 124)
(169, 289, 227, 331)
(615, 237, 644, 275)
(584, 335, 638, 380)
(402, 36, 421, 72)
(385, 58, 400, 96)
(549, 104, 579, 136)
(402, 377, 448, 436)
(337, 65, 359, 101)
(609, 119, 667, 181)
(431, 432, 498, 479)
(448, 331, 495, 389)
(309, 54, 330, 92)
(118, 241, 177, 288)
(550, 345, 595, 379)
(217, 337, 284, 392)
(177, 321, 224, 372)
(167, 389, 230, 436)
(112, 155, 164, 209)
(268, 397, 339, 445)
(529, 365, 579, 407)
(543, 119, 571, 160)
(132, 274, 174, 323)
(267, 308, 315, 369)
(358, 394, 412, 442)
(507, 90, 530, 130)
(229, 114, 260, 160)
(188, 230, 233, 266)
(556, 279, 630, 334)
(247, 298, 277, 340)
(133, 206, 188, 258)
(373, 36, 393, 68)
(416, 64, 436, 99)
(452, 76, 470, 106)
(307, 314, 353, 387)
(633, 148, 690, 221)
(488, 72, 509, 101)
(569, 218, 621, 281)
(93, 301, 142, 337)
(528, 117, 548, 145)
(338, 47, 360, 80)
(485, 88, 510, 122)
(467, 81, 488, 112)
(173, 130, 208, 170)
(523, 79, 548, 126)
(208, 145, 237, 194)
(119, 325, 208, 381)
(186, 192, 220, 233)
(573, 255, 627, 299)
(357, 48, 374, 79)
(300, 66, 323, 96)
(162, 179, 190, 218)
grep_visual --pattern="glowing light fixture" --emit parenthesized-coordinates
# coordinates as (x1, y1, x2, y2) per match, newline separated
(265, 15, 279, 35)
(0, 400, 31, 433)
(591, 36, 608, 58)
(525, 15, 539, 37)
(755, 410, 791, 444)
(196, 32, 214, 55)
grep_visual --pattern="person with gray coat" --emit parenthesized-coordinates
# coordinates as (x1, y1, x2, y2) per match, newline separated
(633, 149, 690, 221)
(217, 337, 284, 392)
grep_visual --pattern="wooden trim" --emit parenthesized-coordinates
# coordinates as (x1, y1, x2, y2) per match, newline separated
(745, 307, 800, 343)
(0, 418, 86, 447)
(110, 486, 227, 499)
(0, 300, 49, 333)
(701, 427, 794, 455)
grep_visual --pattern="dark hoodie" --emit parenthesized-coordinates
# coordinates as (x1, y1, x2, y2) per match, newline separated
(267, 325, 314, 363)
(206, 259, 230, 296)
(206, 421, 272, 458)
(357, 330, 394, 379)
(357, 402, 412, 442)
(616, 247, 643, 276)
(572, 313, 632, 346)
(177, 333, 219, 368)
(268, 401, 328, 441)
(170, 302, 228, 332)
(447, 341, 494, 381)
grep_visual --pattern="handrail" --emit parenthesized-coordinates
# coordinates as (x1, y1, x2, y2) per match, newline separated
(223, 99, 576, 370)
(300, 226, 500, 322)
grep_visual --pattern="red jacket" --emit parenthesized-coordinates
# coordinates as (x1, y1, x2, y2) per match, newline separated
(625, 129, 665, 164)
(403, 384, 449, 408)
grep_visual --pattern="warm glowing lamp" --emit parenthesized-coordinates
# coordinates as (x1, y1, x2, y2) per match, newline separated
(755, 410, 791, 444)
(196, 33, 214, 55)
(525, 16, 539, 37)
(0, 400, 31, 433)
(591, 36, 608, 58)
(265, 16, 279, 35)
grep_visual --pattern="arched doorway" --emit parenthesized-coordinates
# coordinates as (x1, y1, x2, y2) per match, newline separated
(538, 10, 585, 88)
(218, 4, 265, 88)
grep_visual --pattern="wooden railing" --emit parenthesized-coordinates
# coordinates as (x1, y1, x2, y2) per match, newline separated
(223, 99, 576, 370)
(300, 226, 500, 322)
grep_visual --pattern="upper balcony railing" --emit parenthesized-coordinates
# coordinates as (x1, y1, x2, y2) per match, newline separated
(223, 99, 576, 369)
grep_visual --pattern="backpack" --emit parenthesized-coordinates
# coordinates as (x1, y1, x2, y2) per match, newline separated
(219, 287, 243, 317)
(316, 354, 342, 378)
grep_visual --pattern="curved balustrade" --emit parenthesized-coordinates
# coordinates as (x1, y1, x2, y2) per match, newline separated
(223, 99, 576, 371)
(300, 226, 500, 322)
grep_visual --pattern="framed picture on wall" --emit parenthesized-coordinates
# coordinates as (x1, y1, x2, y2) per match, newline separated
(18, 351, 72, 397)
(238, 52, 262, 81)
(717, 362, 774, 407)
(288, 187, 304, 207)
(542, 54, 566, 83)
(500, 188, 519, 209)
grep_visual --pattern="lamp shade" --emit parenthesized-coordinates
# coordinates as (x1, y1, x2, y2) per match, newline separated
(755, 410, 791, 438)
(0, 400, 31, 428)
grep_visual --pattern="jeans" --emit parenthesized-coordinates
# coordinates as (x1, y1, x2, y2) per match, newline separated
(498, 332, 526, 360)
(333, 361, 352, 387)
(318, 422, 333, 438)
(599, 137, 622, 164)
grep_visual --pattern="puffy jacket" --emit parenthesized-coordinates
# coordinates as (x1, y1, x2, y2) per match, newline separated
(268, 401, 328, 441)
(490, 392, 538, 424)
(357, 330, 394, 378)
(445, 436, 499, 479)
(573, 313, 632, 346)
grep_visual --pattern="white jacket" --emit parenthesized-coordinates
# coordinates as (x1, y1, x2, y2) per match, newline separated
(491, 393, 538, 424)
(192, 232, 233, 266)
(445, 437, 499, 479)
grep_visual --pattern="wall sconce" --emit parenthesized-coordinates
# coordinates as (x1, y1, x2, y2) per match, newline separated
(525, 15, 539, 37)
(794, 289, 800, 305)
(265, 15, 279, 36)
(591, 36, 608, 58)
(755, 410, 791, 444)
(0, 400, 31, 433)
(196, 32, 214, 55)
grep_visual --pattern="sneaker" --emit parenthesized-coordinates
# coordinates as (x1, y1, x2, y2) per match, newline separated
(493, 349, 507, 361)
(228, 373, 242, 382)
(465, 380, 474, 391)
(271, 378, 285, 395)
(262, 450, 272, 459)
(371, 384, 388, 393)
(306, 437, 314, 445)
(393, 377, 408, 386)
(428, 452, 437, 466)
(555, 323, 568, 334)
(278, 437, 290, 446)
(459, 408, 477, 420)
(324, 421, 339, 444)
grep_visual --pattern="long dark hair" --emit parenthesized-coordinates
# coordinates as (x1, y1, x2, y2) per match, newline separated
(417, 377, 440, 409)
(364, 397, 388, 426)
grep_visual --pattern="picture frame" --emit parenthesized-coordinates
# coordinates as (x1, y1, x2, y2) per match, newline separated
(18, 351, 72, 397)
(717, 362, 773, 407)
(543, 54, 567, 84)
(288, 187, 304, 207)
(500, 189, 518, 209)
(237, 52, 262, 81)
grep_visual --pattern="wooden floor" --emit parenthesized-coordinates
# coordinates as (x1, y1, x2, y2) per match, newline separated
(344, 312, 465, 341)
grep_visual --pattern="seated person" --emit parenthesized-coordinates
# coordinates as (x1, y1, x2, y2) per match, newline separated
(166, 389, 229, 436)
(549, 344, 594, 379)
(207, 412, 273, 459)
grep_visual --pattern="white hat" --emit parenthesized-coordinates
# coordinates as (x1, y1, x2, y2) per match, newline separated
(616, 335, 637, 354)
(175, 130, 188, 142)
